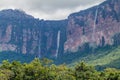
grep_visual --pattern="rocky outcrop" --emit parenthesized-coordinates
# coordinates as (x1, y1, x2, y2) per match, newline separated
(64, 0, 120, 53)
(0, 0, 120, 58)
(0, 9, 67, 58)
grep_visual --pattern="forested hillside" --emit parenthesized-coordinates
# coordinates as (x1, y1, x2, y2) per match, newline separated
(67, 45, 120, 70)
(0, 58, 120, 80)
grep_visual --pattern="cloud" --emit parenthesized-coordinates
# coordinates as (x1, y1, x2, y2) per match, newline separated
(0, 0, 105, 20)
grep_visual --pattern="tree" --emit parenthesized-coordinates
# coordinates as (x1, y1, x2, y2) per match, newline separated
(75, 62, 100, 80)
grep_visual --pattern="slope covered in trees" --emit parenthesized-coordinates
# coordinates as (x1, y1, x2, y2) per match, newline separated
(0, 45, 120, 70)
(69, 45, 120, 70)
(0, 58, 120, 80)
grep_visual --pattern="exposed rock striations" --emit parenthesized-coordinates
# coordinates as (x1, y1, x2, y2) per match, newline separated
(64, 0, 120, 53)
(0, 0, 120, 58)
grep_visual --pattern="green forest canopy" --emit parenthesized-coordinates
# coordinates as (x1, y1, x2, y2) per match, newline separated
(0, 58, 120, 80)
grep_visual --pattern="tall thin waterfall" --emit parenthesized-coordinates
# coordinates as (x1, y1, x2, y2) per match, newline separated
(92, 6, 98, 42)
(55, 31, 61, 58)
(38, 33, 41, 58)
(38, 40, 41, 58)
(92, 6, 99, 51)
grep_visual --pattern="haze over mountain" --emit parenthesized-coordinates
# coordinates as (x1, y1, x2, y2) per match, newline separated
(0, 0, 120, 68)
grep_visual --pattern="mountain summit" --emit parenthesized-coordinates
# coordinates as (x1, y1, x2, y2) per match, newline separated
(0, 9, 33, 19)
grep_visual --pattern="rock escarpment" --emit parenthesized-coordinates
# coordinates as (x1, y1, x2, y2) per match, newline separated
(64, 0, 120, 53)
(0, 0, 120, 58)
(0, 9, 67, 58)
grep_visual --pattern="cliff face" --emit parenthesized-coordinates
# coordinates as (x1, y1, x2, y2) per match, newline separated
(0, 0, 120, 58)
(64, 0, 120, 53)
(0, 9, 67, 58)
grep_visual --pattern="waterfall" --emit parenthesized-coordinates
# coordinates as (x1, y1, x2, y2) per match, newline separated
(55, 31, 61, 58)
(92, 7, 98, 46)
(38, 33, 41, 58)
(92, 6, 98, 42)
(38, 42, 41, 58)
(91, 6, 99, 52)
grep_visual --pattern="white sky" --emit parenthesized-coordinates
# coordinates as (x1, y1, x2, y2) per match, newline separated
(0, 0, 105, 20)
